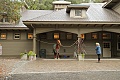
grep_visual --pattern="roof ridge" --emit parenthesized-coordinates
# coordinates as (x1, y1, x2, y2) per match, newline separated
(27, 11, 55, 21)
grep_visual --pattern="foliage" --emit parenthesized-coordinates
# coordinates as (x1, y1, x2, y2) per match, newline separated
(0, 0, 23, 23)
(25, 0, 103, 10)
(27, 51, 36, 56)
(25, 0, 54, 10)
(20, 52, 27, 57)
(0, 0, 104, 23)
(81, 52, 85, 58)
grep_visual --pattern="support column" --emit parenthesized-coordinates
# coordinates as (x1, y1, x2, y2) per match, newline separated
(77, 28, 84, 61)
(77, 33, 81, 53)
(33, 28, 36, 54)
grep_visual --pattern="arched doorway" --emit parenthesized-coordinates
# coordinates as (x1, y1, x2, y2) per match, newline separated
(36, 30, 78, 59)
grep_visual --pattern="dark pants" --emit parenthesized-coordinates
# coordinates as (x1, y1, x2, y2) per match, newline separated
(97, 54, 101, 62)
(53, 49, 60, 59)
(53, 49, 56, 58)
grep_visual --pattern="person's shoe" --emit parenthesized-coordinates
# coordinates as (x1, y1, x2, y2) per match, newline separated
(57, 58, 60, 59)
(55, 58, 57, 59)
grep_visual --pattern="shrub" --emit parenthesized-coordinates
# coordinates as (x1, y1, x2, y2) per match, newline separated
(27, 51, 36, 56)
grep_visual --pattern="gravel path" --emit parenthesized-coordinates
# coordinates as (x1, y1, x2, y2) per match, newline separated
(0, 58, 29, 79)
(12, 59, 120, 74)
(0, 58, 120, 80)
(12, 71, 120, 80)
(0, 59, 20, 77)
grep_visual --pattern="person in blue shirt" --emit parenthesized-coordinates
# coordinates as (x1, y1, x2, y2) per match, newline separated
(95, 43, 101, 63)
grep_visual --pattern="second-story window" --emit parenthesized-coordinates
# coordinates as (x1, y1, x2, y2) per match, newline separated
(75, 10, 82, 17)
(0, 16, 10, 23)
(0, 17, 2, 22)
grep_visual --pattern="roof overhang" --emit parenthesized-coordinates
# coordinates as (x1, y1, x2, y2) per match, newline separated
(103, 0, 120, 9)
(0, 27, 29, 30)
(23, 21, 120, 25)
(66, 4, 90, 13)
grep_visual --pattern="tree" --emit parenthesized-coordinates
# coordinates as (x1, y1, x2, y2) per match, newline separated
(25, 0, 103, 10)
(0, 0, 23, 23)
(25, 0, 54, 10)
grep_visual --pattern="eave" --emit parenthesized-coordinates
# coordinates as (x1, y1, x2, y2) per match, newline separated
(23, 21, 120, 25)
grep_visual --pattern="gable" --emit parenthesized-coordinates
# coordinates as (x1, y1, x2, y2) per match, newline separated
(103, 0, 120, 9)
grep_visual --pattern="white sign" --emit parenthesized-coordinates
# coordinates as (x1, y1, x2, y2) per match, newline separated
(0, 46, 2, 55)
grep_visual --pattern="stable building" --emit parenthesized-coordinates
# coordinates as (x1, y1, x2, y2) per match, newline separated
(0, 0, 120, 58)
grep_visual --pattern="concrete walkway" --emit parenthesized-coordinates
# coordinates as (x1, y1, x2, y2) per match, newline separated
(1, 58, 120, 80)
(11, 58, 120, 74)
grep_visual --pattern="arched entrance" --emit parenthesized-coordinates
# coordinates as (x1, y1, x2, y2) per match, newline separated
(84, 31, 119, 58)
(36, 30, 78, 59)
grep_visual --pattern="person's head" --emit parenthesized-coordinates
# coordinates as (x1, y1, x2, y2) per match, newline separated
(57, 39, 60, 43)
(96, 43, 100, 46)
(56, 39, 61, 45)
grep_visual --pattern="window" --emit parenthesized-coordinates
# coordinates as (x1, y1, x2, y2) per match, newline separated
(117, 42, 120, 50)
(102, 33, 111, 39)
(54, 33, 59, 39)
(14, 33, 20, 39)
(1, 33, 6, 39)
(28, 33, 33, 39)
(40, 33, 47, 39)
(4, 17, 10, 22)
(117, 34, 120, 42)
(67, 33, 72, 39)
(75, 10, 82, 17)
(92, 33, 98, 39)
(0, 15, 3, 22)
(103, 42, 110, 48)
(0, 16, 10, 23)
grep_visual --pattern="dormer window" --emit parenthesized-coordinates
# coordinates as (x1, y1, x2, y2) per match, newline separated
(0, 12, 8, 23)
(75, 10, 82, 17)
(66, 4, 89, 18)
(0, 12, 17, 24)
(0, 13, 12, 24)
(0, 17, 9, 23)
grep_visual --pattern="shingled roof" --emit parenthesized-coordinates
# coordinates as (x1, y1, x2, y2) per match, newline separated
(0, 1, 120, 29)
(0, 10, 53, 29)
(23, 3, 120, 24)
(0, 20, 28, 29)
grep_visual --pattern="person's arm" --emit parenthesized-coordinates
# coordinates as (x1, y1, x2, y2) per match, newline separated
(95, 46, 98, 50)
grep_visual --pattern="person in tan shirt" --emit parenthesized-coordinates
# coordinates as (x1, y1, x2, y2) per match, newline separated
(55, 39, 61, 59)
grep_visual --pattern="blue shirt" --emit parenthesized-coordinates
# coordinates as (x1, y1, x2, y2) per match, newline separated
(95, 46, 101, 54)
